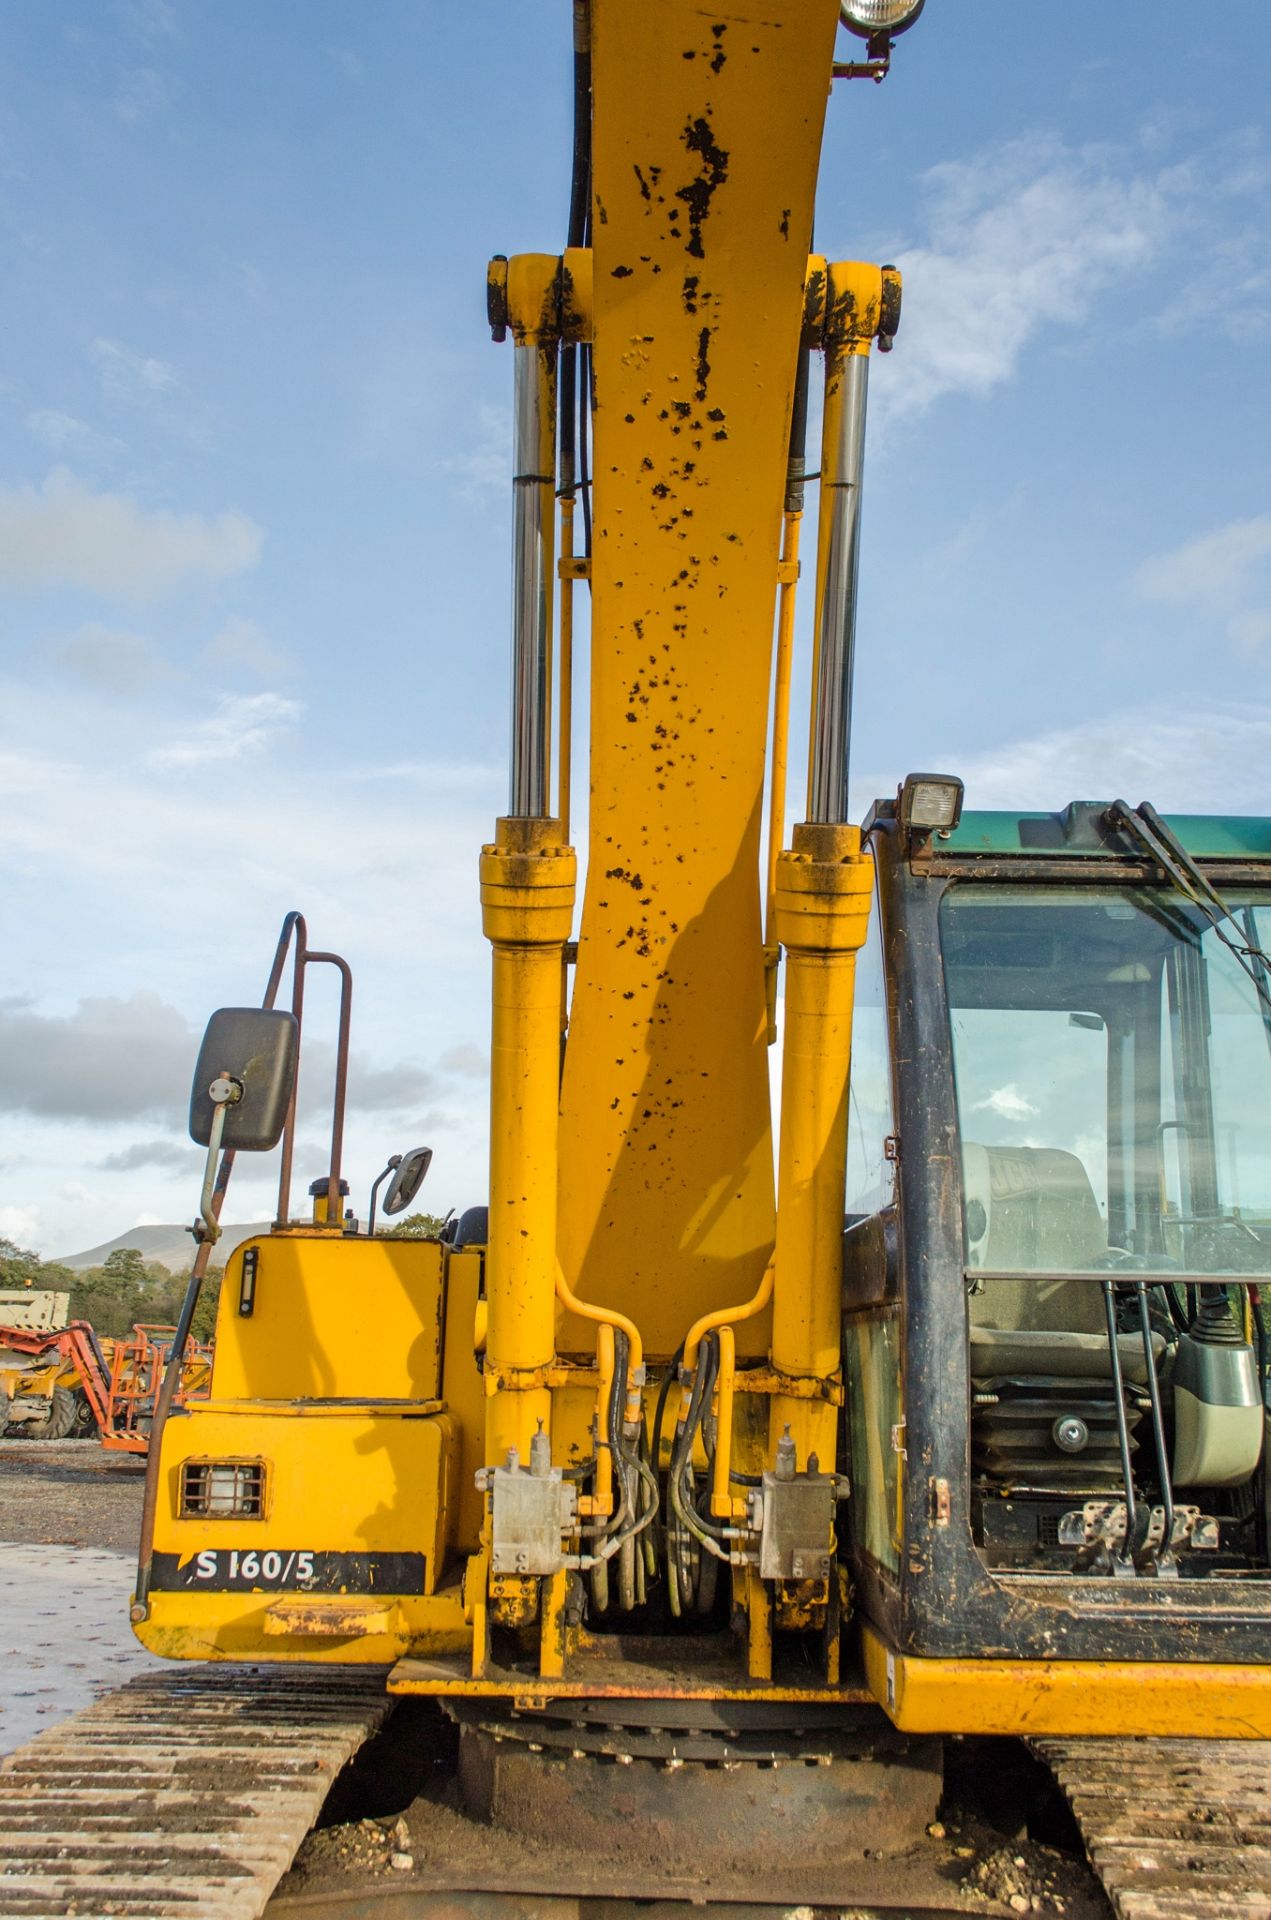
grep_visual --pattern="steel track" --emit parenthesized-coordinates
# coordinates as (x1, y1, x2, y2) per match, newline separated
(1035, 1737, 1271, 1919)
(0, 1667, 388, 1920)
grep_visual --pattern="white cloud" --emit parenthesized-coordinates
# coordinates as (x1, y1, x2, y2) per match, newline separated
(1233, 613, 1271, 657)
(0, 677, 500, 1251)
(55, 621, 170, 694)
(113, 66, 178, 124)
(1151, 132, 1271, 342)
(202, 616, 294, 680)
(1156, 261, 1271, 345)
(902, 703, 1271, 817)
(875, 136, 1173, 422)
(0, 990, 444, 1131)
(114, 0, 178, 41)
(441, 403, 509, 504)
(0, 992, 196, 1123)
(0, 1205, 43, 1248)
(0, 684, 495, 956)
(90, 336, 177, 403)
(330, 48, 363, 82)
(972, 1084, 1038, 1122)
(99, 1139, 202, 1173)
(0, 469, 262, 599)
(1135, 514, 1271, 609)
(24, 409, 111, 457)
(1133, 515, 1271, 657)
(439, 1043, 487, 1078)
(149, 690, 301, 769)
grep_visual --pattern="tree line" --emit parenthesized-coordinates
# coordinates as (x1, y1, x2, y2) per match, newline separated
(1, 1239, 223, 1343)
(0, 1212, 449, 1346)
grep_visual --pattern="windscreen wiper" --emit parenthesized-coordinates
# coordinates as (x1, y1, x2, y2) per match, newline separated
(1107, 799, 1271, 1019)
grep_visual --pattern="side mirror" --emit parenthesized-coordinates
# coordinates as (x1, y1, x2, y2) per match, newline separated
(189, 1008, 299, 1152)
(382, 1146, 433, 1216)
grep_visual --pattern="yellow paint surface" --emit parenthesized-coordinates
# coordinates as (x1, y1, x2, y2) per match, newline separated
(555, 0, 841, 1358)
(862, 1624, 1271, 1739)
(136, 1403, 457, 1661)
(213, 1233, 443, 1403)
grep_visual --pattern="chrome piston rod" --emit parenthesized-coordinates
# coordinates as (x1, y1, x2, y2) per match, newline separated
(807, 349, 870, 827)
(509, 340, 557, 819)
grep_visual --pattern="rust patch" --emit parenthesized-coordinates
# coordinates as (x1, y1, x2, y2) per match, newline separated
(676, 116, 729, 260)
(693, 325, 712, 401)
(823, 278, 862, 359)
(557, 261, 588, 344)
(803, 263, 827, 342)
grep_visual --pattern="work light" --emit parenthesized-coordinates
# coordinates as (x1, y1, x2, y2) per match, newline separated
(898, 772, 965, 837)
(840, 0, 926, 39)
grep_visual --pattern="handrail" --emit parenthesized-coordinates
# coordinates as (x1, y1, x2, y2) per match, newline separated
(135, 910, 351, 1615)
(966, 1266, 1271, 1285)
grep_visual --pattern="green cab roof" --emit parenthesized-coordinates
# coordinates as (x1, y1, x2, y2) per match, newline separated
(939, 805, 1271, 860)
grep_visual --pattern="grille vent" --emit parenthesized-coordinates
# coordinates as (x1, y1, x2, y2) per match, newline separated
(180, 1459, 267, 1519)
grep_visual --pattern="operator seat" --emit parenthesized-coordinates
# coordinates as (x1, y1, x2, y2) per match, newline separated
(963, 1143, 1159, 1384)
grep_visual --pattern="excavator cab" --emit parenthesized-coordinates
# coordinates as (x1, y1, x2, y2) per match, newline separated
(844, 795, 1271, 1729)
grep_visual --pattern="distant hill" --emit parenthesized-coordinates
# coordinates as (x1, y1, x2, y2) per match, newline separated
(54, 1223, 272, 1272)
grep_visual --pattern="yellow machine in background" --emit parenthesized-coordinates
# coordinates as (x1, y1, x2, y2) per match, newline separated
(134, 0, 1271, 1791)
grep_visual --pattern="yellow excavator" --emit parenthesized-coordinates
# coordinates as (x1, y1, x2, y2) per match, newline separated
(129, 0, 1271, 1896)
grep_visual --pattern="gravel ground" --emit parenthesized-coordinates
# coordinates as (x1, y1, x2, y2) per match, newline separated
(0, 1437, 146, 1550)
(279, 1711, 1110, 1916)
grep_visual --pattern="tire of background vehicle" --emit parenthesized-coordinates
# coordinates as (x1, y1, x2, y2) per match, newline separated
(25, 1384, 85, 1441)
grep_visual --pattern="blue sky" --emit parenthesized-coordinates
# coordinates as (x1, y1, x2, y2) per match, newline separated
(1, 1, 1269, 1257)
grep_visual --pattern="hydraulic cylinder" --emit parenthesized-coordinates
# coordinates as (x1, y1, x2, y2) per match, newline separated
(480, 816, 577, 1470)
(770, 826, 871, 1468)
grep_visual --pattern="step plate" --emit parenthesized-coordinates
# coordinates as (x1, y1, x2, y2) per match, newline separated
(391, 1632, 872, 1706)
(0, 1666, 388, 1919)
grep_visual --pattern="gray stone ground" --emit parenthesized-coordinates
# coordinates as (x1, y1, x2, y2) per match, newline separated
(0, 1541, 162, 1754)
(0, 1439, 161, 1755)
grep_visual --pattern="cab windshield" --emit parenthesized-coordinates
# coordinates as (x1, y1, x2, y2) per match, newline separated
(941, 882, 1271, 1278)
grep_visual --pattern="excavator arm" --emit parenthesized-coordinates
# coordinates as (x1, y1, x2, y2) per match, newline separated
(476, 0, 898, 1675)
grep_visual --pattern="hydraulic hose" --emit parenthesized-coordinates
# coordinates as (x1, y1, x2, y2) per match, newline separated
(584, 1328, 630, 1542)
(682, 1255, 774, 1370)
(669, 1335, 730, 1581)
(556, 1261, 645, 1424)
(582, 1327, 658, 1573)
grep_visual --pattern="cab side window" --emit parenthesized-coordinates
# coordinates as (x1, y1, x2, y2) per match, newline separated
(845, 878, 895, 1219)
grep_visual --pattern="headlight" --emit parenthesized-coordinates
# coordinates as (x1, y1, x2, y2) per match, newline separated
(840, 0, 926, 39)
